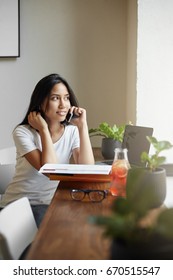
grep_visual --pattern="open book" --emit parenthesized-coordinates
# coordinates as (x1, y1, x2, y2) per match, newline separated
(39, 163, 111, 182)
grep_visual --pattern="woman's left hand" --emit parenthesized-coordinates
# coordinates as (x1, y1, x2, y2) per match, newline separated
(70, 106, 95, 164)
(69, 106, 87, 127)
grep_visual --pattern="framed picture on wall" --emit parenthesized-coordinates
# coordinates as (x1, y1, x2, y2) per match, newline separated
(0, 0, 20, 58)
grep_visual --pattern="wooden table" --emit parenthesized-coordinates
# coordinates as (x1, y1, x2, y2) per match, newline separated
(26, 180, 114, 260)
(26, 169, 173, 260)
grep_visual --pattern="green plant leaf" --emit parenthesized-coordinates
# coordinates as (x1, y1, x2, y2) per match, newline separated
(156, 208, 173, 239)
(141, 136, 173, 170)
(99, 123, 115, 139)
(146, 136, 158, 145)
(141, 151, 150, 162)
(155, 156, 166, 166)
(111, 197, 131, 215)
(89, 122, 126, 141)
(156, 141, 173, 152)
(89, 212, 137, 239)
(147, 136, 173, 152)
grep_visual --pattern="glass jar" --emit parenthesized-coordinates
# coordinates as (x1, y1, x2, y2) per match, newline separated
(110, 148, 130, 197)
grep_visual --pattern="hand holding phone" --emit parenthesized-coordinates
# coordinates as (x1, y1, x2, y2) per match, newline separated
(61, 110, 79, 125)
(66, 111, 79, 123)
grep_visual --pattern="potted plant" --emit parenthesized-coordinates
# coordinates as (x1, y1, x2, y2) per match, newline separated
(90, 195, 173, 259)
(141, 136, 173, 171)
(89, 122, 126, 159)
(126, 136, 173, 208)
(90, 136, 173, 259)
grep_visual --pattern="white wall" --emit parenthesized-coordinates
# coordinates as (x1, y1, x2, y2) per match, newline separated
(137, 0, 173, 161)
(0, 0, 136, 149)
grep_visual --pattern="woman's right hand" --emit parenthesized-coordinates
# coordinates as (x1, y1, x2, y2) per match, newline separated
(28, 111, 48, 132)
(26, 111, 57, 170)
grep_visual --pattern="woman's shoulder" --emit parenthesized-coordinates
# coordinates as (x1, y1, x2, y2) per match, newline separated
(13, 124, 37, 137)
(14, 124, 30, 132)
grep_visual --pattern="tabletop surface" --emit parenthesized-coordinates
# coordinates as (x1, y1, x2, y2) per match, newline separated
(26, 180, 114, 260)
(26, 174, 173, 260)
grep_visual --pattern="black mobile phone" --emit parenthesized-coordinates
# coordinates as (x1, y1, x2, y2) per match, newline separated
(66, 111, 79, 122)
(61, 110, 79, 125)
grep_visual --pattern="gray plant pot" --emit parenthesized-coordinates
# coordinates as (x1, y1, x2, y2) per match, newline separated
(126, 167, 166, 208)
(101, 138, 122, 159)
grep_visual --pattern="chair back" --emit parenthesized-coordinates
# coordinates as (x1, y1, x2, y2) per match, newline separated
(0, 147, 16, 198)
(0, 197, 38, 259)
(0, 164, 15, 195)
(0, 146, 16, 164)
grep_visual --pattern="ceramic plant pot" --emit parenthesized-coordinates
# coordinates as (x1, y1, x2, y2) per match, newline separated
(111, 234, 173, 260)
(126, 167, 166, 208)
(101, 138, 122, 159)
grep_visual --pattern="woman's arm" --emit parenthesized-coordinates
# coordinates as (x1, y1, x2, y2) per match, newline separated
(25, 112, 57, 170)
(71, 107, 95, 164)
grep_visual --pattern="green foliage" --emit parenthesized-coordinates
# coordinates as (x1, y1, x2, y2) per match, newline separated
(141, 136, 173, 171)
(89, 135, 173, 244)
(89, 122, 126, 142)
(89, 194, 148, 243)
(89, 187, 173, 244)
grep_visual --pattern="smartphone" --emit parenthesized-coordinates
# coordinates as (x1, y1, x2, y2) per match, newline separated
(61, 110, 79, 125)
(66, 111, 79, 122)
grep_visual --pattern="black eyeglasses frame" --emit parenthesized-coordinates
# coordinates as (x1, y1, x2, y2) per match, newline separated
(70, 189, 108, 202)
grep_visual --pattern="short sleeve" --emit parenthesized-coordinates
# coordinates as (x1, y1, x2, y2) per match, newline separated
(13, 125, 39, 157)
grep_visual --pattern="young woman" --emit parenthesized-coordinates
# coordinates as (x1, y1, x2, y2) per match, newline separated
(0, 73, 94, 226)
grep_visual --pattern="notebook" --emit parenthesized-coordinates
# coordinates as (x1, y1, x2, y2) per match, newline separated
(100, 125, 154, 167)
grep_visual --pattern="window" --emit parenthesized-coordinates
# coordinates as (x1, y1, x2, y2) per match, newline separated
(137, 0, 173, 162)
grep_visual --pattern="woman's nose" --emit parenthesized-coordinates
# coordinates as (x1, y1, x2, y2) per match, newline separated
(59, 98, 65, 107)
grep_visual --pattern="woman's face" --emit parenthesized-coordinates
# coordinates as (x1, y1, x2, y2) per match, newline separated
(42, 83, 71, 123)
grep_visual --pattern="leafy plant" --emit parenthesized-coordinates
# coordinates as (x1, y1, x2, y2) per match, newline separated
(141, 136, 173, 171)
(90, 136, 173, 249)
(89, 189, 173, 244)
(89, 122, 126, 142)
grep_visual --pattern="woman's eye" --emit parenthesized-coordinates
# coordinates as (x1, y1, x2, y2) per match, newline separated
(64, 96, 70, 101)
(51, 96, 58, 100)
(50, 95, 70, 101)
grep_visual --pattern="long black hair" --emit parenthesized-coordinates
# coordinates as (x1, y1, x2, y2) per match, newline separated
(19, 73, 79, 125)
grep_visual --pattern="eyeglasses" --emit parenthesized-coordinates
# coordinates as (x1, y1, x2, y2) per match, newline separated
(70, 189, 108, 202)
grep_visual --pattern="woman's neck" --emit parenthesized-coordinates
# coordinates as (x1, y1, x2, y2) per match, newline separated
(48, 123, 65, 143)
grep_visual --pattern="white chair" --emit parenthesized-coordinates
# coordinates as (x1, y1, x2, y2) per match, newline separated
(0, 197, 38, 259)
(0, 164, 15, 197)
(0, 147, 16, 199)
(0, 146, 16, 164)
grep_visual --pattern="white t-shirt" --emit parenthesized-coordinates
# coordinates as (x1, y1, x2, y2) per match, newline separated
(0, 124, 79, 207)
